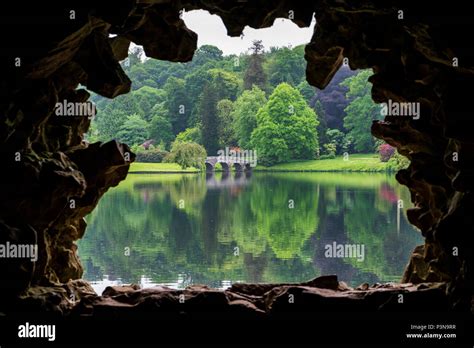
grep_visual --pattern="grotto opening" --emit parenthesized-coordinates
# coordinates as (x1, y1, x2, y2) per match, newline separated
(0, 0, 472, 345)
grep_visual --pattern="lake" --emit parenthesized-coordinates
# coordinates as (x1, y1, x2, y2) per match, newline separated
(77, 171, 423, 295)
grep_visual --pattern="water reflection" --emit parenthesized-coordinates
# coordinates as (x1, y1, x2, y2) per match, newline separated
(205, 171, 252, 189)
(78, 172, 423, 293)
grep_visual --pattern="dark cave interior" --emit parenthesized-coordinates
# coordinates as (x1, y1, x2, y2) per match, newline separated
(0, 0, 472, 319)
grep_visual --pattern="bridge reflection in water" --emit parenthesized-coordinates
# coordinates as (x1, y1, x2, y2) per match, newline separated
(205, 170, 252, 189)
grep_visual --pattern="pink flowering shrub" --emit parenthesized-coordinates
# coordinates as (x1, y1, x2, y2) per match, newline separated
(379, 143, 395, 162)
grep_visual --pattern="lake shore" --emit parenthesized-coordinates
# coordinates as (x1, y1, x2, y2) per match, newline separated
(129, 154, 392, 173)
(129, 162, 199, 173)
(256, 154, 390, 172)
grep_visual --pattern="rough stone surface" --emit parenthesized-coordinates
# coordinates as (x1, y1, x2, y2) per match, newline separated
(7, 276, 449, 319)
(0, 1, 472, 313)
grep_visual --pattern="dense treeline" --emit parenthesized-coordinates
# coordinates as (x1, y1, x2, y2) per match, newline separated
(88, 42, 387, 165)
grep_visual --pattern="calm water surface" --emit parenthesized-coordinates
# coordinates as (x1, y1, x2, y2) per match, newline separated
(77, 172, 423, 294)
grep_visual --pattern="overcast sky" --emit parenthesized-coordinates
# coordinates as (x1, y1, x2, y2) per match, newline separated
(182, 10, 316, 56)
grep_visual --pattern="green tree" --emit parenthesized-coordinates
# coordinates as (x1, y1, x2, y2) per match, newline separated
(176, 127, 202, 144)
(132, 86, 167, 121)
(93, 108, 128, 141)
(342, 70, 381, 152)
(149, 115, 174, 149)
(85, 121, 100, 143)
(326, 129, 345, 155)
(116, 114, 149, 146)
(297, 80, 316, 103)
(91, 92, 141, 141)
(200, 82, 220, 155)
(119, 94, 144, 118)
(251, 83, 319, 165)
(164, 77, 191, 135)
(141, 58, 186, 87)
(209, 69, 240, 101)
(216, 99, 236, 147)
(266, 45, 306, 87)
(232, 86, 267, 149)
(185, 67, 241, 127)
(150, 102, 168, 119)
(129, 65, 150, 90)
(166, 141, 207, 169)
(243, 40, 266, 90)
(191, 45, 223, 67)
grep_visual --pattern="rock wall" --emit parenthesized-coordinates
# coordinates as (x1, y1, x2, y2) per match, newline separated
(0, 1, 472, 311)
(14, 276, 449, 318)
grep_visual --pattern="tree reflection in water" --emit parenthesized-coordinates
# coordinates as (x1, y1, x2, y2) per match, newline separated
(78, 172, 422, 292)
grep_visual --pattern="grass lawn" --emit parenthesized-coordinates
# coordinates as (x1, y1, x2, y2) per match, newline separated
(256, 154, 390, 172)
(129, 154, 389, 173)
(129, 162, 198, 173)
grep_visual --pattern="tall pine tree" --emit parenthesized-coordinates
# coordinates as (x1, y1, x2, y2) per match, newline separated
(200, 82, 220, 155)
(244, 40, 267, 90)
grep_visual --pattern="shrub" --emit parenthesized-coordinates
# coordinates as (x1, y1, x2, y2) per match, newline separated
(373, 138, 384, 152)
(319, 154, 336, 160)
(135, 148, 169, 163)
(323, 143, 337, 157)
(131, 144, 145, 154)
(379, 143, 395, 162)
(342, 134, 354, 154)
(387, 151, 410, 171)
(326, 129, 344, 154)
(165, 141, 207, 169)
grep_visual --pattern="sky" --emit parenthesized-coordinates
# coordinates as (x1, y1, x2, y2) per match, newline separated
(182, 10, 316, 56)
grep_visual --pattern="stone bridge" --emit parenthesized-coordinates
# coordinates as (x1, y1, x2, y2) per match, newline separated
(205, 156, 253, 172)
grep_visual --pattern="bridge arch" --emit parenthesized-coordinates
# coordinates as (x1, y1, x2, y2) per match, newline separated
(205, 162, 214, 172)
(233, 163, 244, 172)
(218, 162, 230, 172)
